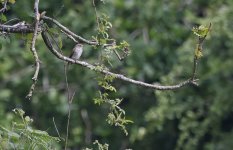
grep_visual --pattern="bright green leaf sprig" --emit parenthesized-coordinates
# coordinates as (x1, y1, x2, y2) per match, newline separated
(97, 13, 112, 39)
(83, 140, 109, 150)
(94, 91, 133, 135)
(93, 140, 109, 150)
(92, 11, 131, 65)
(94, 74, 133, 135)
(192, 25, 209, 38)
(192, 23, 211, 59)
(97, 74, 116, 92)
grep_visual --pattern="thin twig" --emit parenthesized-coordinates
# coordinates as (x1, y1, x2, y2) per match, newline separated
(63, 38, 75, 149)
(81, 109, 92, 144)
(61, 28, 114, 47)
(65, 91, 76, 150)
(92, 0, 100, 30)
(192, 57, 199, 80)
(113, 49, 123, 61)
(61, 30, 79, 43)
(191, 23, 211, 80)
(3, 18, 20, 25)
(26, 0, 40, 100)
(42, 16, 98, 45)
(0, 0, 8, 13)
(42, 31, 197, 90)
(64, 64, 70, 101)
(41, 15, 116, 47)
(47, 29, 63, 52)
(52, 117, 63, 140)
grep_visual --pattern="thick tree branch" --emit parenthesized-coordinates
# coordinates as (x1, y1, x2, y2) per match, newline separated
(0, 13, 208, 93)
(26, 0, 40, 99)
(42, 31, 197, 90)
(0, 23, 41, 33)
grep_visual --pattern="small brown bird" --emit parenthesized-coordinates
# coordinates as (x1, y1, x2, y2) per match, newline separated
(68, 44, 83, 65)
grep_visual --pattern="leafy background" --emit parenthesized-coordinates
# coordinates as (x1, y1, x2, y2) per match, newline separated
(0, 0, 233, 149)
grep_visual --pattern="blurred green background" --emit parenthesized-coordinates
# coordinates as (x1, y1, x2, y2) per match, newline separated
(0, 0, 233, 149)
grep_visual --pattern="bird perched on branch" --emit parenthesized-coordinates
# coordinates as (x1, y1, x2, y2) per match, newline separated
(68, 44, 83, 65)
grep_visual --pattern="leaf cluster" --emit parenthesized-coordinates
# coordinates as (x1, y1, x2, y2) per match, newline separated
(0, 108, 60, 149)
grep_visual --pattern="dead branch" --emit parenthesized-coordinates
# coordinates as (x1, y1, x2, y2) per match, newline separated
(41, 30, 197, 90)
(26, 0, 41, 99)
(42, 16, 98, 45)
(0, 2, 209, 98)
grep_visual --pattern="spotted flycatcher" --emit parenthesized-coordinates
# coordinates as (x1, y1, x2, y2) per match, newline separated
(68, 44, 83, 65)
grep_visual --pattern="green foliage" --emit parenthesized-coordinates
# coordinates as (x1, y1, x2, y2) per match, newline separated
(97, 13, 112, 39)
(84, 140, 109, 150)
(192, 25, 210, 38)
(0, 108, 60, 149)
(93, 140, 109, 150)
(0, 13, 7, 22)
(97, 75, 116, 92)
(94, 73, 133, 135)
(192, 24, 211, 59)
(0, 0, 232, 150)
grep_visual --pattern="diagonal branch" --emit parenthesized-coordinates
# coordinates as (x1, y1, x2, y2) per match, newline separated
(26, 0, 41, 100)
(0, 15, 208, 92)
(42, 16, 116, 47)
(42, 31, 197, 90)
(42, 16, 98, 45)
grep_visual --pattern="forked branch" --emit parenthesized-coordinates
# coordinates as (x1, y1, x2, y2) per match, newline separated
(26, 0, 41, 99)
(41, 30, 198, 90)
(0, 2, 211, 98)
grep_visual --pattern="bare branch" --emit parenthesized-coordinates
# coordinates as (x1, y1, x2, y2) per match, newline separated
(0, 6, 208, 93)
(92, 0, 100, 30)
(0, 23, 41, 33)
(42, 31, 196, 90)
(42, 16, 98, 45)
(65, 91, 76, 150)
(42, 16, 117, 47)
(81, 109, 92, 144)
(0, 0, 8, 13)
(52, 117, 63, 140)
(26, 0, 41, 99)
(61, 30, 79, 43)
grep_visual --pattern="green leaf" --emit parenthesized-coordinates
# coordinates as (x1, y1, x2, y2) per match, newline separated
(1, 13, 7, 22)
(57, 35, 63, 49)
(192, 25, 209, 37)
